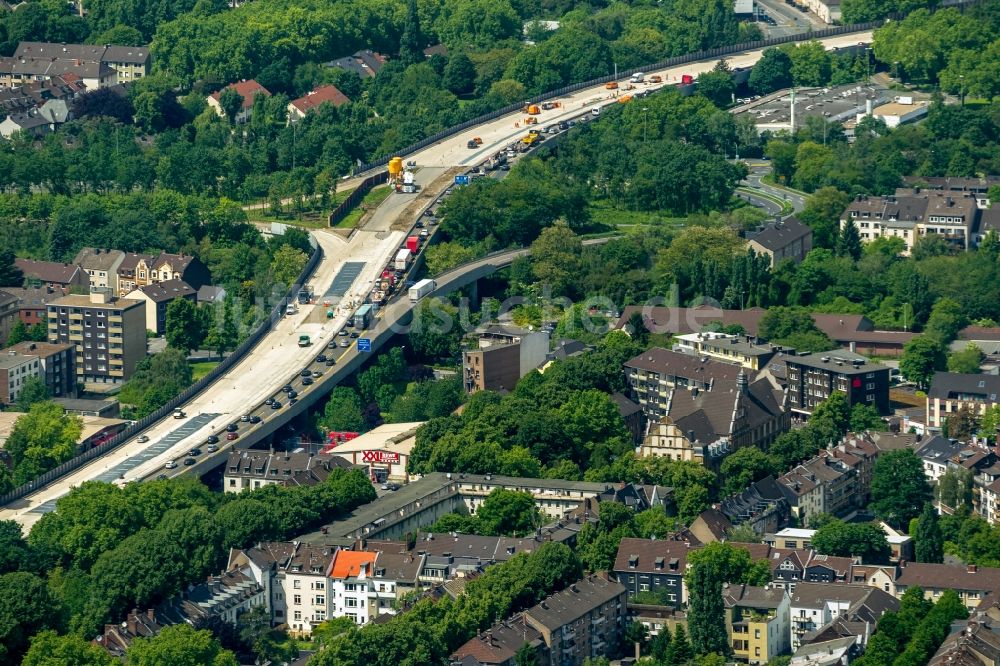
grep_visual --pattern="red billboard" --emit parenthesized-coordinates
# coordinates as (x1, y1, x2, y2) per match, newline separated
(362, 451, 400, 464)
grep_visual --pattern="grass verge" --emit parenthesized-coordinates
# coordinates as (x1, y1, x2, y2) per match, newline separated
(190, 361, 220, 382)
(337, 185, 394, 229)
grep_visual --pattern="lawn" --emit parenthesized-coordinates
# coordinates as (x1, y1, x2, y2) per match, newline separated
(190, 361, 220, 382)
(249, 190, 354, 229)
(588, 198, 686, 228)
(336, 185, 394, 229)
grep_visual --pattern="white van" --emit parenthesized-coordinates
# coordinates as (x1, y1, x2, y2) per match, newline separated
(285, 303, 297, 316)
(630, 72, 645, 83)
(591, 106, 601, 116)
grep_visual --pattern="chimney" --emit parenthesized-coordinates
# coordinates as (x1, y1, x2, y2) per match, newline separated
(969, 564, 978, 573)
(737, 370, 748, 394)
(126, 612, 138, 635)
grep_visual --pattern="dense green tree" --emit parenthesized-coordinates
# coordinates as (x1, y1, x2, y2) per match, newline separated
(686, 559, 729, 656)
(900, 335, 946, 390)
(850, 403, 885, 432)
(4, 402, 82, 485)
(474, 489, 540, 536)
(914, 503, 944, 563)
(22, 629, 116, 666)
(0, 572, 65, 663)
(948, 343, 985, 374)
(443, 53, 477, 95)
(871, 449, 933, 529)
(834, 220, 863, 261)
(0, 248, 24, 287)
(697, 60, 736, 107)
(165, 297, 206, 351)
(811, 520, 891, 563)
(798, 188, 850, 250)
(217, 88, 244, 124)
(16, 376, 50, 412)
(719, 447, 780, 497)
(127, 623, 238, 666)
(318, 387, 367, 433)
(748, 48, 793, 94)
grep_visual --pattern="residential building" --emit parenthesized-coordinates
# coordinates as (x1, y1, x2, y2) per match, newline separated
(521, 573, 627, 666)
(73, 248, 125, 293)
(0, 42, 148, 89)
(904, 175, 1000, 199)
(894, 561, 1000, 611)
(652, 372, 789, 466)
(723, 583, 791, 665)
(720, 476, 792, 535)
(674, 332, 779, 371)
(776, 454, 861, 526)
(224, 450, 355, 493)
(0, 290, 17, 345)
(0, 109, 51, 138)
(46, 290, 146, 383)
(325, 50, 387, 79)
(0, 74, 87, 119)
(788, 582, 897, 652)
(0, 350, 41, 405)
(328, 550, 374, 625)
(15, 258, 88, 291)
(625, 347, 741, 419)
(915, 435, 968, 484)
(790, 636, 858, 666)
(124, 279, 196, 334)
(6, 286, 66, 327)
(611, 392, 645, 443)
(364, 549, 424, 617)
(747, 217, 813, 266)
(450, 614, 546, 666)
(929, 604, 1000, 666)
(207, 80, 271, 123)
(783, 350, 890, 418)
(115, 253, 155, 296)
(927, 372, 1000, 429)
(612, 538, 692, 608)
(4, 341, 76, 398)
(841, 190, 979, 253)
(463, 325, 549, 393)
(277, 542, 338, 637)
(152, 253, 210, 291)
(288, 84, 350, 121)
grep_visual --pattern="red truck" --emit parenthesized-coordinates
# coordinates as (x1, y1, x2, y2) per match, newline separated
(406, 236, 420, 253)
(681, 74, 694, 85)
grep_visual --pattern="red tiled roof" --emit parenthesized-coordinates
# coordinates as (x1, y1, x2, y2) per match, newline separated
(210, 80, 271, 110)
(290, 84, 349, 113)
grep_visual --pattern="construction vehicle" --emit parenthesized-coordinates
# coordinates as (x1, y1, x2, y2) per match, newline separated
(605, 81, 619, 90)
(649, 75, 663, 83)
(524, 116, 537, 125)
(618, 95, 633, 104)
(681, 74, 694, 84)
(521, 132, 541, 146)
(525, 104, 540, 115)
(540, 102, 560, 110)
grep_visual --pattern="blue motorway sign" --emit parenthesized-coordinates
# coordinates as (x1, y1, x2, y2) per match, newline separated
(358, 338, 372, 352)
(454, 175, 470, 186)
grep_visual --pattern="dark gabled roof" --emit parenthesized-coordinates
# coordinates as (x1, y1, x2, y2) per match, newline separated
(450, 614, 542, 665)
(613, 537, 692, 575)
(117, 252, 155, 273)
(523, 573, 624, 630)
(747, 217, 812, 251)
(14, 258, 82, 284)
(916, 435, 965, 463)
(626, 347, 742, 382)
(722, 583, 786, 610)
(790, 582, 875, 608)
(73, 247, 124, 272)
(132, 278, 195, 303)
(806, 554, 854, 577)
(693, 508, 732, 540)
(666, 377, 784, 443)
(897, 562, 1000, 592)
(928, 372, 1000, 401)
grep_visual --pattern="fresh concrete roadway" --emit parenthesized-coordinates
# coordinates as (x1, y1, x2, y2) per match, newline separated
(403, 31, 873, 171)
(0, 167, 451, 531)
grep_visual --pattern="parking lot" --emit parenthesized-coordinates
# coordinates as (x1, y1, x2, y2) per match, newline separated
(733, 83, 888, 133)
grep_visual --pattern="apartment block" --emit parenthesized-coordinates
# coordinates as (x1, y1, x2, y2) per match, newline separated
(783, 350, 890, 417)
(625, 347, 741, 420)
(0, 350, 41, 405)
(463, 325, 549, 393)
(895, 561, 1000, 611)
(46, 291, 145, 383)
(724, 583, 790, 665)
(841, 190, 980, 253)
(4, 341, 76, 398)
(927, 372, 1000, 429)
(612, 538, 691, 608)
(223, 450, 354, 493)
(746, 217, 813, 266)
(674, 332, 779, 371)
(6, 286, 66, 327)
(521, 574, 627, 666)
(1, 42, 150, 89)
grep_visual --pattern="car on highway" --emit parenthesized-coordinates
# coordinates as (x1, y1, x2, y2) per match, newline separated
(137, 435, 150, 443)
(287, 390, 298, 399)
(206, 434, 219, 444)
(328, 340, 338, 349)
(165, 460, 178, 469)
(184, 457, 196, 466)
(250, 415, 261, 424)
(339, 329, 349, 336)
(415, 220, 424, 228)
(289, 398, 298, 406)
(317, 354, 327, 363)
(300, 368, 312, 377)
(326, 358, 336, 366)
(226, 432, 239, 440)
(282, 384, 293, 393)
(271, 401, 282, 409)
(265, 397, 275, 406)
(312, 370, 322, 378)
(188, 448, 202, 456)
(226, 423, 238, 432)
(156, 474, 168, 480)
(301, 377, 314, 385)
(339, 340, 350, 347)
(206, 443, 219, 453)
(240, 414, 251, 422)
(350, 331, 359, 338)
(173, 409, 186, 419)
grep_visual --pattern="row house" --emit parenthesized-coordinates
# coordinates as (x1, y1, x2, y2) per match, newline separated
(451, 574, 627, 666)
(840, 190, 980, 254)
(1, 341, 76, 400)
(224, 450, 355, 493)
(112, 250, 211, 297)
(895, 561, 1000, 611)
(719, 476, 792, 535)
(927, 372, 1000, 429)
(2, 42, 149, 89)
(14, 258, 88, 291)
(613, 538, 691, 608)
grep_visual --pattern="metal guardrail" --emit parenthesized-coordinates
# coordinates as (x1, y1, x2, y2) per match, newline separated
(0, 242, 324, 507)
(328, 171, 389, 226)
(352, 20, 888, 175)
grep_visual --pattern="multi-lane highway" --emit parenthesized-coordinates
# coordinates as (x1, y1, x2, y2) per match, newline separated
(1, 27, 874, 530)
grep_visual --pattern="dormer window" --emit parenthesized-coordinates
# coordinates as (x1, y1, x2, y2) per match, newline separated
(628, 555, 638, 569)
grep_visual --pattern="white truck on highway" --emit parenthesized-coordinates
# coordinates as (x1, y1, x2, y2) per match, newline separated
(409, 279, 436, 301)
(394, 248, 412, 271)
(630, 72, 645, 83)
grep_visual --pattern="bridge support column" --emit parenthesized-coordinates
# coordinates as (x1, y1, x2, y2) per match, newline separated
(466, 279, 479, 306)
